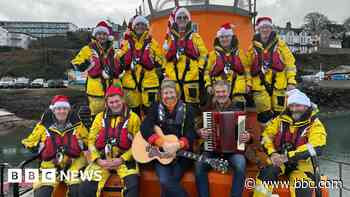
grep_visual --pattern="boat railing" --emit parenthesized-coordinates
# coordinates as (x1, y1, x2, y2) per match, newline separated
(320, 156, 350, 197)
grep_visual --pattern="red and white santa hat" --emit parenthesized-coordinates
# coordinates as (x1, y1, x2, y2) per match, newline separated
(175, 7, 191, 22)
(256, 16, 273, 30)
(216, 23, 235, 37)
(50, 95, 71, 110)
(132, 15, 149, 30)
(92, 20, 114, 40)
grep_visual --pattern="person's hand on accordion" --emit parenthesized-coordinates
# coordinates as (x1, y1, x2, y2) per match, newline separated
(197, 128, 210, 140)
(239, 131, 251, 144)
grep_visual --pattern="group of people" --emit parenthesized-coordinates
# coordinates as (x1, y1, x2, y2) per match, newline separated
(22, 6, 327, 197)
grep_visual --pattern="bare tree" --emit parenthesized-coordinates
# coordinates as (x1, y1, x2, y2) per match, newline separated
(303, 12, 331, 35)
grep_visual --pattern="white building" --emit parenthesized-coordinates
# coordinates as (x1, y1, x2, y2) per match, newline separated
(277, 22, 318, 54)
(0, 26, 35, 49)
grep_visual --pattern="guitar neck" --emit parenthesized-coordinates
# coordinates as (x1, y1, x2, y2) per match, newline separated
(176, 150, 207, 163)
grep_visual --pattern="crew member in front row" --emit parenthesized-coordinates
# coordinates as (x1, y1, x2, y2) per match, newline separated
(79, 84, 140, 197)
(118, 15, 164, 116)
(253, 90, 327, 197)
(195, 80, 253, 197)
(141, 80, 197, 197)
(22, 95, 89, 197)
(204, 23, 250, 110)
(71, 20, 121, 124)
(246, 16, 297, 125)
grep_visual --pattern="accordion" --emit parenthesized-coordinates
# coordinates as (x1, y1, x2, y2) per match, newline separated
(203, 111, 246, 153)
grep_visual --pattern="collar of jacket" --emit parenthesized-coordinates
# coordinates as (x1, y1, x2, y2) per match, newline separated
(40, 110, 81, 135)
(90, 39, 114, 56)
(279, 106, 318, 127)
(170, 24, 193, 40)
(130, 31, 150, 43)
(253, 31, 278, 51)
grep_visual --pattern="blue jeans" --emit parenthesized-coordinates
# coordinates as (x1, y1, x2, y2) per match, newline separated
(195, 152, 246, 197)
(154, 159, 191, 197)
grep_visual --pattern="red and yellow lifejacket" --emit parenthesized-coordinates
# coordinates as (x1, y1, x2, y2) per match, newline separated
(123, 37, 154, 70)
(210, 49, 245, 77)
(165, 30, 199, 62)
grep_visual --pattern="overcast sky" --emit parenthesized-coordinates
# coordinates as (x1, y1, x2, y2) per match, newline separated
(0, 0, 349, 28)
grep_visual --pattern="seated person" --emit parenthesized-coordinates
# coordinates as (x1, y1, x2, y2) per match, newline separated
(22, 95, 89, 197)
(141, 80, 197, 197)
(195, 80, 253, 197)
(253, 90, 327, 197)
(79, 84, 140, 197)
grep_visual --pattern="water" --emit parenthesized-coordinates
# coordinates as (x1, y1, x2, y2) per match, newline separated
(0, 115, 349, 196)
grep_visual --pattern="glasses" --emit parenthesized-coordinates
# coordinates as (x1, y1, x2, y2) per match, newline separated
(176, 16, 188, 21)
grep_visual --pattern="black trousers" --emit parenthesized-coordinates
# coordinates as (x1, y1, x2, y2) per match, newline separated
(79, 174, 139, 197)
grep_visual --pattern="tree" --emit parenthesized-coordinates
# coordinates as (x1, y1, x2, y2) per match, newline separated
(303, 12, 331, 35)
(344, 17, 350, 31)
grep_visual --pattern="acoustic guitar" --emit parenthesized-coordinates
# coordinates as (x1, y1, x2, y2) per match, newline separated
(132, 129, 229, 173)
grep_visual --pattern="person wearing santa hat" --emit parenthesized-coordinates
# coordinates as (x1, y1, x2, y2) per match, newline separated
(204, 22, 250, 110)
(79, 83, 140, 197)
(246, 16, 297, 126)
(163, 7, 208, 108)
(71, 20, 122, 123)
(253, 90, 327, 197)
(117, 15, 164, 116)
(22, 95, 89, 197)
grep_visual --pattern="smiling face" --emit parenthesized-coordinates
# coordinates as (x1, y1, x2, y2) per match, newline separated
(134, 22, 147, 35)
(106, 94, 124, 114)
(53, 107, 70, 123)
(95, 32, 108, 44)
(161, 87, 178, 106)
(213, 84, 230, 105)
(288, 103, 308, 120)
(176, 13, 189, 31)
(219, 35, 232, 49)
(259, 25, 273, 41)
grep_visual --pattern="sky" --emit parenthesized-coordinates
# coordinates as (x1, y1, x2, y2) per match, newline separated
(0, 0, 349, 28)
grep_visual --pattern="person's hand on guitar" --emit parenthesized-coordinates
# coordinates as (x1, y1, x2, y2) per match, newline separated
(162, 141, 181, 155)
(239, 131, 251, 144)
(197, 128, 210, 140)
(270, 153, 288, 167)
(110, 158, 124, 168)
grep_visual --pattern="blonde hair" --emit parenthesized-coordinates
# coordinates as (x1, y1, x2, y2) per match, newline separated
(160, 80, 180, 97)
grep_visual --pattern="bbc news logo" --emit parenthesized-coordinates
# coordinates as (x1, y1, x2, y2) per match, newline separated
(7, 168, 102, 183)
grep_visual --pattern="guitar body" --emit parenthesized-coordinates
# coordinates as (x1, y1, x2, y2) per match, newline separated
(132, 132, 178, 165)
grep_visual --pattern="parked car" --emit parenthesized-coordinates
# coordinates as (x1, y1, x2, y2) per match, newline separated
(30, 78, 45, 88)
(48, 79, 65, 88)
(0, 77, 15, 88)
(14, 77, 30, 88)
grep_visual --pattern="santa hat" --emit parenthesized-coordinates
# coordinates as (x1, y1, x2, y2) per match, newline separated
(287, 91, 311, 107)
(256, 16, 273, 30)
(216, 23, 235, 37)
(175, 7, 191, 22)
(92, 20, 114, 41)
(50, 95, 70, 110)
(105, 83, 124, 98)
(132, 15, 149, 30)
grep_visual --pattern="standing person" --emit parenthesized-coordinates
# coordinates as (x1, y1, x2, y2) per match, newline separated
(195, 80, 253, 197)
(204, 23, 250, 110)
(118, 15, 164, 116)
(163, 7, 208, 108)
(71, 20, 121, 124)
(253, 90, 327, 197)
(79, 84, 140, 197)
(140, 80, 197, 197)
(246, 17, 297, 125)
(22, 95, 89, 197)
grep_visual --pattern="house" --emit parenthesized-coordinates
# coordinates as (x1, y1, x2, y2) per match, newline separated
(276, 22, 317, 54)
(0, 26, 35, 49)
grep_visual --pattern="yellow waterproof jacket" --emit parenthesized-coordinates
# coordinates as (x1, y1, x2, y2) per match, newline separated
(262, 108, 327, 172)
(117, 31, 164, 107)
(71, 40, 119, 97)
(22, 117, 88, 188)
(205, 46, 250, 95)
(164, 31, 208, 103)
(246, 33, 297, 91)
(84, 110, 140, 196)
